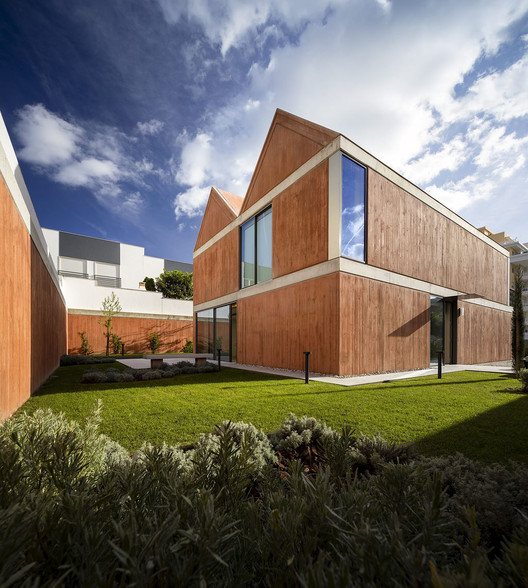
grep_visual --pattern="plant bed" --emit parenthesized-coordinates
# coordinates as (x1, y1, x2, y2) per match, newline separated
(60, 354, 116, 366)
(80, 361, 219, 383)
(1, 407, 528, 586)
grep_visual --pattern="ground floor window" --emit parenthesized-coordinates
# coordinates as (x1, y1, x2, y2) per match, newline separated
(196, 303, 237, 361)
(430, 296, 456, 365)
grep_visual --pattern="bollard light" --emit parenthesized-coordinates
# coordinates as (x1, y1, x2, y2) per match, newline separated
(303, 351, 311, 384)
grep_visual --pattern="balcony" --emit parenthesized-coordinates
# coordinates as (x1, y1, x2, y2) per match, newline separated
(59, 269, 121, 288)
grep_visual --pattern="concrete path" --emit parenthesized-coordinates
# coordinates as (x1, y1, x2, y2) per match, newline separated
(117, 357, 514, 387)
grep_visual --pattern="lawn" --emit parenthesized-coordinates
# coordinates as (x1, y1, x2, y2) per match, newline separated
(19, 364, 528, 462)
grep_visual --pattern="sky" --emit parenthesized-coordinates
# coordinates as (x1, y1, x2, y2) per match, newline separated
(1, 0, 528, 263)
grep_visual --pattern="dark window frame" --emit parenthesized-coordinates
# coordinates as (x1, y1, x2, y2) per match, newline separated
(240, 205, 272, 289)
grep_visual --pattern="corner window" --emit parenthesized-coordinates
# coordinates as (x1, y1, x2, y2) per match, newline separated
(341, 155, 366, 262)
(241, 207, 272, 288)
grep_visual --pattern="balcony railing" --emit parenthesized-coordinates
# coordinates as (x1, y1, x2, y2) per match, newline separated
(59, 270, 121, 288)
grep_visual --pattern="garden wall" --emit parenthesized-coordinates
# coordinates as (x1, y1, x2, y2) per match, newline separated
(0, 119, 67, 420)
(67, 313, 193, 355)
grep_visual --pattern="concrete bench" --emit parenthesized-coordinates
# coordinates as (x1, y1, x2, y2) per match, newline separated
(143, 354, 213, 369)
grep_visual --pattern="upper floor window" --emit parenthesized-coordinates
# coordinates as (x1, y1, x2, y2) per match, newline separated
(341, 154, 366, 262)
(241, 207, 272, 288)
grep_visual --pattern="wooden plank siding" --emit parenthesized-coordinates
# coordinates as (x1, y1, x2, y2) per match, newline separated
(194, 188, 238, 251)
(338, 273, 430, 375)
(0, 174, 67, 420)
(67, 314, 193, 355)
(193, 229, 239, 306)
(457, 302, 510, 364)
(241, 110, 338, 214)
(272, 161, 328, 278)
(367, 169, 509, 305)
(238, 273, 340, 374)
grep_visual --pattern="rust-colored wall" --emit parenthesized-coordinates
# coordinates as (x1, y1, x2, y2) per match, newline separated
(338, 273, 430, 375)
(67, 314, 193, 355)
(457, 302, 510, 364)
(238, 273, 340, 374)
(241, 110, 338, 214)
(195, 189, 237, 251)
(1, 174, 67, 420)
(367, 170, 509, 305)
(193, 229, 239, 305)
(272, 161, 328, 278)
(31, 242, 68, 391)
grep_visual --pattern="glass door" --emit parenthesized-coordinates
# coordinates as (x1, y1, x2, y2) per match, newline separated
(430, 296, 444, 365)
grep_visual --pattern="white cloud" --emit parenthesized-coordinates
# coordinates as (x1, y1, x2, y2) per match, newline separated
(14, 104, 82, 165)
(14, 104, 158, 219)
(168, 0, 528, 231)
(137, 119, 165, 135)
(174, 185, 210, 219)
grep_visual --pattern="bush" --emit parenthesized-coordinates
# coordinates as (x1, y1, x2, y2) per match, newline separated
(111, 334, 123, 354)
(2, 408, 528, 586)
(519, 368, 528, 392)
(155, 269, 193, 299)
(81, 370, 109, 383)
(270, 413, 336, 452)
(147, 331, 160, 353)
(143, 276, 156, 291)
(182, 339, 193, 353)
(78, 331, 92, 355)
(81, 362, 219, 384)
(61, 354, 116, 366)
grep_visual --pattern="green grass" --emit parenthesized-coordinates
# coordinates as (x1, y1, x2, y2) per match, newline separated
(19, 365, 527, 462)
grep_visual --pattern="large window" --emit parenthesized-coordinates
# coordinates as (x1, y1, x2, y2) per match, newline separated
(195, 304, 236, 360)
(241, 207, 272, 288)
(341, 155, 366, 262)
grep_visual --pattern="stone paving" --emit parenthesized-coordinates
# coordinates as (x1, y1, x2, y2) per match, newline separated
(117, 357, 514, 387)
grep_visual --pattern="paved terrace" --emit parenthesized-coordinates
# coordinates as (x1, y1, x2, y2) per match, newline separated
(118, 357, 514, 386)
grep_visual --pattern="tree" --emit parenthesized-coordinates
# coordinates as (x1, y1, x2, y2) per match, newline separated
(143, 276, 156, 291)
(511, 266, 526, 376)
(155, 270, 193, 300)
(99, 292, 122, 356)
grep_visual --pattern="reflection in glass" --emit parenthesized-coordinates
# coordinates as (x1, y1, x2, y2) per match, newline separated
(341, 155, 365, 262)
(430, 296, 444, 365)
(257, 208, 272, 283)
(241, 218, 255, 287)
(215, 305, 230, 359)
(196, 309, 214, 354)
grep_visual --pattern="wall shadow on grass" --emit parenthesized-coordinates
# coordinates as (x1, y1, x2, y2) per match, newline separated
(415, 393, 528, 463)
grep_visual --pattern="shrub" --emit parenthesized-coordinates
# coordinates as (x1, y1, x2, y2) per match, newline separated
(155, 269, 193, 299)
(143, 276, 156, 291)
(147, 331, 160, 353)
(81, 370, 109, 383)
(519, 368, 528, 393)
(111, 334, 123, 354)
(61, 354, 116, 366)
(270, 413, 337, 452)
(78, 331, 92, 355)
(182, 339, 193, 353)
(142, 369, 163, 381)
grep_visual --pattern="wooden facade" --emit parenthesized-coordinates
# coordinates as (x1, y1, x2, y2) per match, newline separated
(67, 313, 193, 355)
(194, 110, 511, 376)
(0, 174, 67, 420)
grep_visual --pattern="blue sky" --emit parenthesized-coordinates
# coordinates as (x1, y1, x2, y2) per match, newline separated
(1, 0, 528, 263)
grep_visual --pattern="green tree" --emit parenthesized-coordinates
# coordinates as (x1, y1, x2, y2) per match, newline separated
(99, 292, 122, 356)
(511, 266, 526, 376)
(155, 270, 193, 299)
(148, 331, 160, 353)
(143, 276, 156, 291)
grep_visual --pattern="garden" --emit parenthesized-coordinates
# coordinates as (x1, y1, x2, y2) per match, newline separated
(2, 363, 528, 586)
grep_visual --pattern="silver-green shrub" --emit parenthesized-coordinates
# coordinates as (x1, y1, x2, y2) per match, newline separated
(519, 368, 528, 392)
(270, 413, 337, 452)
(81, 370, 108, 383)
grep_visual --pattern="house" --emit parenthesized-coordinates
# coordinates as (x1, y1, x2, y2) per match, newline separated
(479, 227, 528, 347)
(42, 228, 193, 355)
(193, 110, 511, 375)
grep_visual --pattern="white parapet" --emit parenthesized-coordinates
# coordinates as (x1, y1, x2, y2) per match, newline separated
(61, 276, 193, 319)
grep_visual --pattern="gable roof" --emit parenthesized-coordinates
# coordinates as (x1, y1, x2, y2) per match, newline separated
(240, 109, 339, 214)
(194, 187, 243, 251)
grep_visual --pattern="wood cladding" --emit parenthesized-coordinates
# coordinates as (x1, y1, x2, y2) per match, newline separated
(238, 273, 340, 374)
(68, 314, 193, 355)
(0, 176, 67, 420)
(457, 302, 510, 364)
(367, 170, 509, 305)
(241, 110, 338, 214)
(272, 161, 328, 278)
(195, 189, 238, 251)
(338, 273, 430, 375)
(193, 229, 239, 305)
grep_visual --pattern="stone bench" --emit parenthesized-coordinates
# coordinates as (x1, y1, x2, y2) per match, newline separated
(143, 354, 213, 369)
